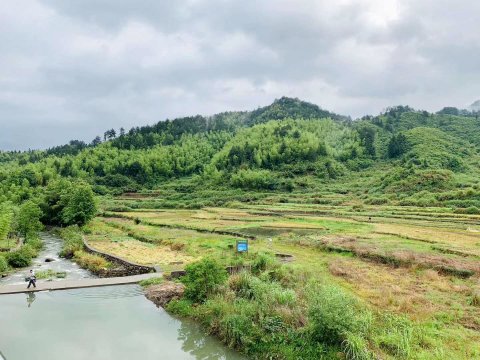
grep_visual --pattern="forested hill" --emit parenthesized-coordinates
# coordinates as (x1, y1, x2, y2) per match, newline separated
(2, 97, 480, 211)
(106, 96, 349, 150)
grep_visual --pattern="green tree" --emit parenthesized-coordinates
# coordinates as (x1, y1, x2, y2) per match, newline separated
(41, 179, 73, 225)
(0, 203, 14, 241)
(437, 107, 460, 116)
(17, 200, 43, 239)
(357, 125, 376, 157)
(387, 133, 409, 158)
(61, 183, 97, 226)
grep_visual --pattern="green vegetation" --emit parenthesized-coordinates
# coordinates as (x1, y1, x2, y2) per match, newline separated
(5, 241, 41, 268)
(17, 201, 43, 239)
(110, 206, 475, 358)
(181, 258, 228, 303)
(2, 98, 480, 207)
(72, 250, 111, 273)
(36, 269, 67, 280)
(42, 179, 97, 226)
(57, 226, 84, 258)
(165, 255, 446, 359)
(55, 225, 112, 273)
(0, 254, 8, 273)
(139, 277, 164, 287)
(2, 97, 480, 358)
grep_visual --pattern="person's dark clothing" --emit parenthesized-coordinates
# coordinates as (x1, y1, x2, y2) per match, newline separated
(27, 276, 36, 289)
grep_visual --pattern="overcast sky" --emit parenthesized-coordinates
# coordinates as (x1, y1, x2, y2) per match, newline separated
(1, 0, 479, 150)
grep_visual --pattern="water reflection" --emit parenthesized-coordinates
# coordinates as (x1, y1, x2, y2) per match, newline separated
(178, 320, 236, 360)
(0, 285, 243, 360)
(26, 292, 36, 308)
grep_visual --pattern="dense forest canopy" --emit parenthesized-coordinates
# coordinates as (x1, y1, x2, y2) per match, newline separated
(2, 96, 480, 228)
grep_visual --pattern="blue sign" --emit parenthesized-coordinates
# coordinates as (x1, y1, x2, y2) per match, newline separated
(236, 240, 248, 253)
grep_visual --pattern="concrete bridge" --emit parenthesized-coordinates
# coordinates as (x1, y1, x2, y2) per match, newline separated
(0, 273, 162, 295)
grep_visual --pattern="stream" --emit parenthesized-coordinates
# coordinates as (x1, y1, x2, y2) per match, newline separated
(0, 232, 93, 286)
(0, 234, 244, 360)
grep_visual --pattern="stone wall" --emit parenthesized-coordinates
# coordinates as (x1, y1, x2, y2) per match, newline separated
(83, 237, 156, 276)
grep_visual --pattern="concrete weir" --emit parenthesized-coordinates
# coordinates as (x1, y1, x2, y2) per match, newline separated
(0, 273, 162, 295)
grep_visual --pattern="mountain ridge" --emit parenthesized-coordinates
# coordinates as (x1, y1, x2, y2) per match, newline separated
(2, 96, 480, 212)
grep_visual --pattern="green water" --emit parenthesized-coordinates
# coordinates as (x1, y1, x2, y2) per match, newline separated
(0, 285, 243, 360)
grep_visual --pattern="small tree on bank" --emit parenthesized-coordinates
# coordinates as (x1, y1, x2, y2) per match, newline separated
(181, 258, 228, 303)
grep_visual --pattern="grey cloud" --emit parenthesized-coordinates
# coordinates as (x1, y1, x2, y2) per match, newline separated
(0, 0, 480, 150)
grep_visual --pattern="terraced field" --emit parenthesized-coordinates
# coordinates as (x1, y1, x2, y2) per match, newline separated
(88, 198, 480, 358)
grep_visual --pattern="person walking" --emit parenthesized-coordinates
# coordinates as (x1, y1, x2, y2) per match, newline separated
(27, 269, 36, 289)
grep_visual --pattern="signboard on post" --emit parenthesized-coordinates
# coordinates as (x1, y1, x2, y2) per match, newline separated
(236, 239, 248, 253)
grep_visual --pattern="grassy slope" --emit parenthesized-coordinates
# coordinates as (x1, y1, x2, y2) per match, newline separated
(85, 198, 480, 359)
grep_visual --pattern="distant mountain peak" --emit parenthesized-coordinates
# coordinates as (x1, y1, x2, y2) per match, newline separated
(246, 97, 348, 125)
(469, 99, 480, 111)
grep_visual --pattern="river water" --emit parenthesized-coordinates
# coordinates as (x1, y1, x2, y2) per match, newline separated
(0, 234, 244, 360)
(0, 232, 93, 286)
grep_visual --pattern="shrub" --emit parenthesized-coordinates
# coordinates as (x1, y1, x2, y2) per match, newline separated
(0, 255, 8, 273)
(20, 244, 38, 258)
(230, 169, 277, 190)
(73, 250, 110, 272)
(352, 204, 365, 211)
(251, 252, 277, 274)
(454, 206, 480, 215)
(25, 236, 43, 252)
(166, 299, 194, 317)
(6, 249, 32, 268)
(58, 226, 84, 258)
(366, 197, 389, 205)
(308, 284, 371, 346)
(181, 258, 228, 303)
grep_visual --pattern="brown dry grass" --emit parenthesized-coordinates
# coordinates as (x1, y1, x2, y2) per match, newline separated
(262, 221, 326, 229)
(326, 257, 479, 324)
(374, 223, 480, 255)
(89, 239, 196, 266)
(117, 211, 250, 230)
(319, 234, 480, 275)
